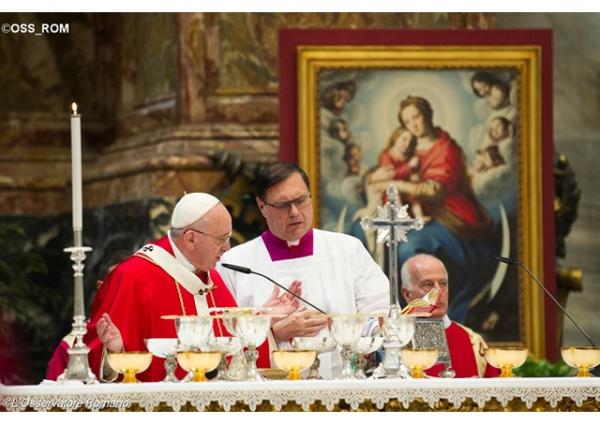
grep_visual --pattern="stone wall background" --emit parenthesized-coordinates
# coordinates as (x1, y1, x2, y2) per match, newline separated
(496, 13, 600, 350)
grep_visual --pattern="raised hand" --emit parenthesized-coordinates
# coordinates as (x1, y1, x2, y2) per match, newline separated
(261, 280, 302, 317)
(96, 313, 124, 353)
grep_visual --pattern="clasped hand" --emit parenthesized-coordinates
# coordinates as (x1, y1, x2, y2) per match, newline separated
(264, 280, 328, 342)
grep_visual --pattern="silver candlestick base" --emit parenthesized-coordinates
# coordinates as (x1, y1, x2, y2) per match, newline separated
(58, 244, 97, 384)
(57, 315, 98, 384)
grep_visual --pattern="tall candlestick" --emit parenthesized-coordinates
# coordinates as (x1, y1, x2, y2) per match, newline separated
(70, 102, 82, 229)
(59, 102, 97, 384)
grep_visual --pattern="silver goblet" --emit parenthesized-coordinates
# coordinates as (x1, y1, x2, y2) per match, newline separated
(234, 314, 272, 381)
(175, 315, 214, 351)
(330, 314, 365, 380)
(145, 338, 179, 383)
(351, 336, 384, 379)
(204, 336, 243, 381)
(292, 335, 336, 379)
(377, 313, 415, 378)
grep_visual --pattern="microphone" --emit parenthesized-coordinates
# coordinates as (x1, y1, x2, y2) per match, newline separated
(495, 256, 596, 347)
(221, 263, 327, 315)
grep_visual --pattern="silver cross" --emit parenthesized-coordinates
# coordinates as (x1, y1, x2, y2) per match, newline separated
(360, 184, 424, 308)
(361, 184, 424, 379)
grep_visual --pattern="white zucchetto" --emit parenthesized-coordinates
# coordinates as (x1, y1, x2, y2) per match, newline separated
(170, 193, 220, 229)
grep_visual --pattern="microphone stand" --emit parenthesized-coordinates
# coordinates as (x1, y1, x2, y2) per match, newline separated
(221, 264, 326, 314)
(496, 256, 596, 347)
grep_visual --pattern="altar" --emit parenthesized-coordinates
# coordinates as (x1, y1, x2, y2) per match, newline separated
(1, 378, 599, 412)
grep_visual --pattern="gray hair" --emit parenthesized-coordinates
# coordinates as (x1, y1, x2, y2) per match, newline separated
(400, 260, 414, 291)
(170, 215, 208, 239)
(400, 254, 448, 292)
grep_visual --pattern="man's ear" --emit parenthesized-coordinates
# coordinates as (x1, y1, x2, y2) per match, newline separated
(256, 197, 266, 215)
(401, 288, 411, 303)
(182, 229, 195, 246)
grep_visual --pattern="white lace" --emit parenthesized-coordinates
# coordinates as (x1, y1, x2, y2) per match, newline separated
(1, 378, 599, 412)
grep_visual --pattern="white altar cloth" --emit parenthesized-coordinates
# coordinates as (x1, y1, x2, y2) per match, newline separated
(1, 377, 599, 412)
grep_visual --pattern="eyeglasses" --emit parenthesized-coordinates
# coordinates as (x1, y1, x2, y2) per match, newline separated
(186, 228, 232, 247)
(262, 194, 312, 211)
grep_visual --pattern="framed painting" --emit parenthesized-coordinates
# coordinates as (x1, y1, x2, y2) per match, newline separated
(279, 29, 555, 359)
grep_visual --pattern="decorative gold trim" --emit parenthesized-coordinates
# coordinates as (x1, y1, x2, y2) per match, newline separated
(297, 45, 546, 358)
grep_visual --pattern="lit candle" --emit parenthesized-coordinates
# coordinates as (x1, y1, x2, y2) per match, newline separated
(70, 102, 82, 229)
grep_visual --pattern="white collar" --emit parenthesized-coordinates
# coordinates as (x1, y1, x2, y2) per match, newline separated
(168, 230, 197, 273)
(287, 239, 300, 247)
(442, 314, 451, 329)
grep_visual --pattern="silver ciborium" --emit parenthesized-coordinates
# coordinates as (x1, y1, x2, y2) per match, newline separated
(175, 315, 214, 350)
(145, 338, 179, 383)
(352, 336, 385, 379)
(233, 313, 272, 381)
(330, 313, 365, 380)
(292, 333, 337, 379)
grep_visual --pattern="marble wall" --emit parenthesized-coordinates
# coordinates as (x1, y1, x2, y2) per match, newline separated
(496, 13, 600, 347)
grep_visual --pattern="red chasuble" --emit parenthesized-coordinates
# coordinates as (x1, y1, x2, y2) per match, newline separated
(426, 321, 500, 378)
(84, 235, 271, 382)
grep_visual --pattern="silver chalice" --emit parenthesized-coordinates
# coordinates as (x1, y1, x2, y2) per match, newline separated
(292, 334, 337, 379)
(145, 338, 179, 383)
(352, 335, 384, 379)
(330, 313, 365, 380)
(233, 313, 272, 381)
(175, 315, 214, 351)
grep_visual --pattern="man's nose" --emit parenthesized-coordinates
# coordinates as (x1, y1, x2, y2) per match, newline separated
(288, 203, 300, 215)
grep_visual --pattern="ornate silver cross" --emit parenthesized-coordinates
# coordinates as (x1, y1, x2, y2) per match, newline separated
(360, 184, 424, 309)
(361, 184, 424, 378)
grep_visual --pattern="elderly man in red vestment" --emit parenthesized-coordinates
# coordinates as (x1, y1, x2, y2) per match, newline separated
(401, 254, 499, 378)
(82, 193, 290, 382)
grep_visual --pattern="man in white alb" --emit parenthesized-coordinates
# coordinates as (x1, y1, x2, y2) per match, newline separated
(219, 162, 390, 378)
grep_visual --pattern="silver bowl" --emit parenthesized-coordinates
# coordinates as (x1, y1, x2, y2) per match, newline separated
(145, 338, 179, 382)
(175, 315, 213, 350)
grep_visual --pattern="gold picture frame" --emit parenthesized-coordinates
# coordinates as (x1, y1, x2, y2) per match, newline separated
(292, 43, 550, 359)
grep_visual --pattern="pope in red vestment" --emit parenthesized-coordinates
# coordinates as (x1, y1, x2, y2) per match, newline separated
(401, 253, 500, 378)
(82, 193, 276, 382)
(85, 235, 271, 382)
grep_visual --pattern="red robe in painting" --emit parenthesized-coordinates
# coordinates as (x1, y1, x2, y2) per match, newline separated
(378, 150, 413, 181)
(83, 235, 270, 382)
(416, 129, 489, 230)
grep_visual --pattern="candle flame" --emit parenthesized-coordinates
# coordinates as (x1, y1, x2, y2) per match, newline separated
(71, 102, 78, 115)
